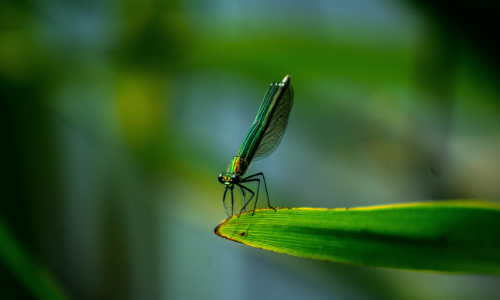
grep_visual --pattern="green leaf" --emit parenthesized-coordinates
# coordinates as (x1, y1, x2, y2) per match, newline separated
(215, 201, 500, 274)
(0, 216, 71, 300)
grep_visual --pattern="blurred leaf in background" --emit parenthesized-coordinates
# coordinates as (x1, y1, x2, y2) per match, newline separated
(1, 0, 500, 300)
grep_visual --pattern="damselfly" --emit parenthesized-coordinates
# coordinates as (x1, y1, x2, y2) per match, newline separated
(218, 75, 294, 217)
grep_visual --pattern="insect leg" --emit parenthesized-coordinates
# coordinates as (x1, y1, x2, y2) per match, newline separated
(239, 184, 255, 215)
(222, 187, 230, 218)
(241, 178, 262, 215)
(230, 186, 235, 216)
(243, 172, 275, 213)
(237, 184, 248, 212)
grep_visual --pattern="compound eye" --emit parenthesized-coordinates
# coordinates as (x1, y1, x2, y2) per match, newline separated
(231, 174, 241, 184)
(218, 173, 224, 183)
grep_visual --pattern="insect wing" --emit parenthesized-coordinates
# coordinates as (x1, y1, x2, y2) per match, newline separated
(252, 77, 294, 161)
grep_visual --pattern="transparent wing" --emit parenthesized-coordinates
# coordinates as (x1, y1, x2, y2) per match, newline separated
(253, 83, 294, 161)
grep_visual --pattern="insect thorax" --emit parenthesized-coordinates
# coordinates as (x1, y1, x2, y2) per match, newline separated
(227, 155, 249, 175)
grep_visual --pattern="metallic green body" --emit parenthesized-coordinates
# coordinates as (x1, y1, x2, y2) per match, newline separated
(224, 75, 293, 181)
(218, 75, 294, 216)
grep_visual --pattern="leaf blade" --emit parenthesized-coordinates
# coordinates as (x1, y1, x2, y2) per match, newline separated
(215, 201, 500, 274)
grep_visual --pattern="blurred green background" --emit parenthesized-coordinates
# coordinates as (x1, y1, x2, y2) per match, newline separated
(1, 0, 500, 299)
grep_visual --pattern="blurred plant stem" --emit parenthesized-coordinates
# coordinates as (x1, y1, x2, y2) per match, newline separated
(412, 17, 460, 200)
